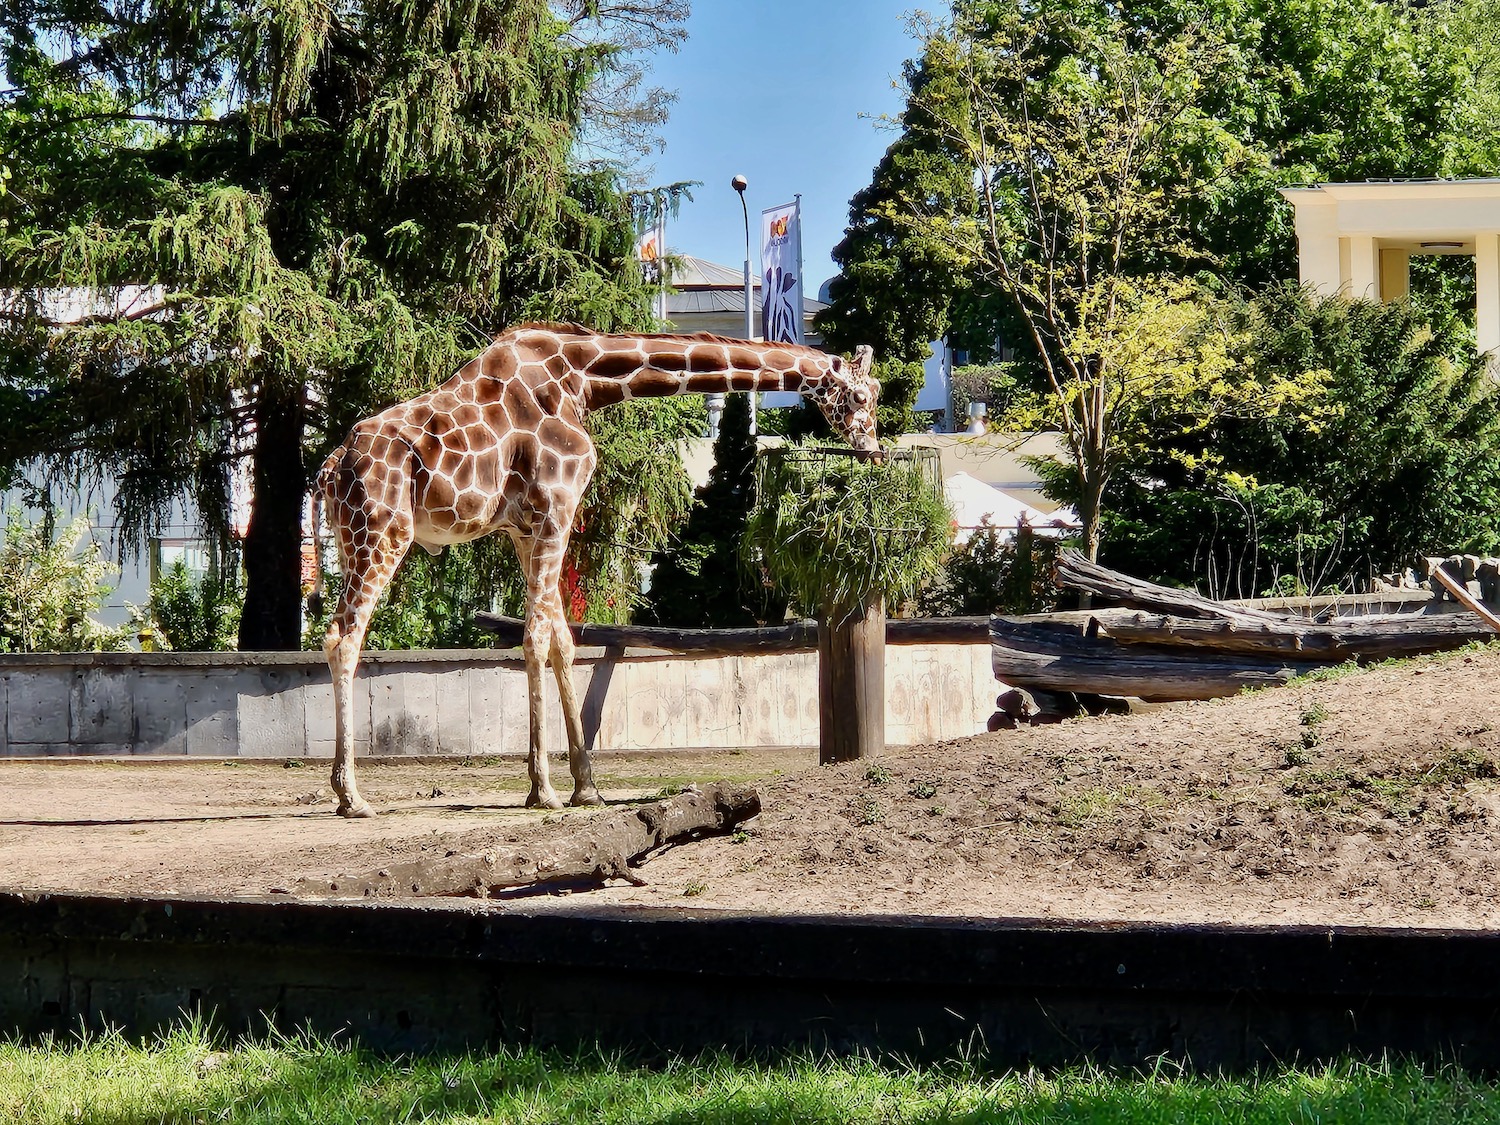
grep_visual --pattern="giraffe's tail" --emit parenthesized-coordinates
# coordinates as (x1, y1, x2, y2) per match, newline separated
(308, 451, 342, 605)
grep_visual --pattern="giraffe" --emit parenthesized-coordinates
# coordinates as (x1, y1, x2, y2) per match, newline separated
(318, 323, 880, 817)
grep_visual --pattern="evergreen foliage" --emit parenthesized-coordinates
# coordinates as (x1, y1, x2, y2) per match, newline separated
(0, 0, 690, 649)
(639, 392, 787, 627)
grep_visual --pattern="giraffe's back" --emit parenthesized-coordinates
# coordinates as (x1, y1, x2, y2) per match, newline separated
(328, 335, 596, 549)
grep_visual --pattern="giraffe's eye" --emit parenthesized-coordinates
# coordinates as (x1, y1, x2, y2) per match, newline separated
(851, 387, 869, 406)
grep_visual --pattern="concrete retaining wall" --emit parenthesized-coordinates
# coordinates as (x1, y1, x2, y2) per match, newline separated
(0, 643, 996, 757)
(10, 891, 1500, 1067)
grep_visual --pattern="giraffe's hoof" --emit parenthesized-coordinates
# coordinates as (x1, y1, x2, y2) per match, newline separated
(570, 787, 604, 807)
(337, 799, 377, 819)
(526, 789, 565, 811)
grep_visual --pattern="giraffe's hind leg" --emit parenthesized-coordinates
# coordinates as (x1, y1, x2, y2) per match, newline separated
(323, 465, 415, 818)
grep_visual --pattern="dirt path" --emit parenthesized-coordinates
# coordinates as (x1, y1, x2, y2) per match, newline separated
(6, 645, 1500, 928)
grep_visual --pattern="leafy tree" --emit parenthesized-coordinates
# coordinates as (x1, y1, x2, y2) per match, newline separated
(563, 0, 692, 163)
(0, 0, 688, 651)
(1098, 286, 1500, 596)
(0, 510, 127, 653)
(639, 392, 787, 627)
(824, 0, 1500, 552)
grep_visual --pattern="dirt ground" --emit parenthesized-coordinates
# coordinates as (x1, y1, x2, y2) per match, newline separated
(7, 644, 1500, 928)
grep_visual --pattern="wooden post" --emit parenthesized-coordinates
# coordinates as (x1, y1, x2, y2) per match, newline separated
(817, 594, 886, 764)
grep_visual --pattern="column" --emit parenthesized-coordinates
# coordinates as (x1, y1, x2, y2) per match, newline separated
(1344, 235, 1380, 300)
(1379, 249, 1409, 302)
(1290, 194, 1341, 297)
(1477, 234, 1500, 357)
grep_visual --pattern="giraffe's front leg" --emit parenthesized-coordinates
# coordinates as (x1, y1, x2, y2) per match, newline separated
(548, 613, 601, 806)
(523, 599, 566, 810)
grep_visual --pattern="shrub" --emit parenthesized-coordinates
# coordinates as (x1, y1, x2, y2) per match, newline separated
(0, 510, 127, 652)
(917, 522, 1062, 616)
(143, 559, 242, 651)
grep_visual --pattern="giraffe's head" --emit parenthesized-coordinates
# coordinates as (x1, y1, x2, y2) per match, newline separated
(808, 344, 880, 452)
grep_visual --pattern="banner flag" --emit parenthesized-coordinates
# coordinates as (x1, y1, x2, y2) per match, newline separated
(760, 200, 803, 345)
(635, 226, 662, 285)
(636, 213, 667, 319)
(760, 199, 804, 408)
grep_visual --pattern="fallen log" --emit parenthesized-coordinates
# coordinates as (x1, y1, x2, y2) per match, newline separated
(289, 782, 761, 900)
(1055, 550, 1287, 623)
(1098, 608, 1497, 660)
(990, 616, 1330, 701)
(473, 613, 990, 652)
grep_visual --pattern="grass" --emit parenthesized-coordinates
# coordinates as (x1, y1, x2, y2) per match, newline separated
(1281, 748, 1499, 818)
(6, 1024, 1500, 1124)
(1052, 784, 1164, 829)
(1283, 641, 1496, 692)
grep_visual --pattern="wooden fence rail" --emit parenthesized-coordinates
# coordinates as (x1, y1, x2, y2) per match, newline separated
(473, 614, 989, 654)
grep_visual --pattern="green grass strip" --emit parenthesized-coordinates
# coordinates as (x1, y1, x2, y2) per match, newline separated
(5, 1021, 1500, 1123)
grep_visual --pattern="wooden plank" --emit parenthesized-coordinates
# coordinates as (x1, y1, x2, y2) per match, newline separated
(1427, 564, 1500, 635)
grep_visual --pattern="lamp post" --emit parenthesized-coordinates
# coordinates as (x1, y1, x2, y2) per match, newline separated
(716, 174, 756, 437)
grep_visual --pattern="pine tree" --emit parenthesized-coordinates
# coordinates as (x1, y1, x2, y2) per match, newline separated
(0, 0, 688, 648)
(640, 393, 786, 627)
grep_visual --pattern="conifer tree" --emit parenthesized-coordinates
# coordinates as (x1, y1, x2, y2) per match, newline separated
(0, 0, 688, 648)
(640, 392, 786, 627)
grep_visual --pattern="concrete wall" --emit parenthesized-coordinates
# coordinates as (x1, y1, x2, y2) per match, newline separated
(16, 891, 1500, 1067)
(0, 643, 997, 758)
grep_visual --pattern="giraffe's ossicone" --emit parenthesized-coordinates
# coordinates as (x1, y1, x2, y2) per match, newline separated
(318, 323, 879, 817)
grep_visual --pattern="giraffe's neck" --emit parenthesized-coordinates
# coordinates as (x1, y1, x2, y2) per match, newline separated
(580, 335, 829, 408)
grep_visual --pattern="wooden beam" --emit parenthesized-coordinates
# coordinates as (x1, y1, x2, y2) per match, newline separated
(1427, 564, 1500, 636)
(473, 613, 990, 653)
(1099, 609, 1497, 660)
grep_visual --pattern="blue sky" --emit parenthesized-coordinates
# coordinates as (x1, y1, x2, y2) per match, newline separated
(644, 2, 925, 295)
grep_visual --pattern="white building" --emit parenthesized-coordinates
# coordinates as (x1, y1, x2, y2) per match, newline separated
(1279, 179, 1500, 353)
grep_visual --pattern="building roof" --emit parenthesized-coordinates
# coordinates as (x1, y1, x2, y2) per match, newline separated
(664, 254, 828, 319)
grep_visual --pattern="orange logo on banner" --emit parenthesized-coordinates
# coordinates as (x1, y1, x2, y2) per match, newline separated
(769, 215, 789, 238)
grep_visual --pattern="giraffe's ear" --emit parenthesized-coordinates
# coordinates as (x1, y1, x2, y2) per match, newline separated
(850, 345, 874, 381)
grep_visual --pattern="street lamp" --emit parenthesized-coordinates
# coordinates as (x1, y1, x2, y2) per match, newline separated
(730, 173, 757, 435)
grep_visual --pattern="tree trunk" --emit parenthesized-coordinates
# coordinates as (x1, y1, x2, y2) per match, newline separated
(289, 782, 762, 898)
(238, 383, 308, 651)
(990, 615, 1326, 700)
(1055, 550, 1288, 623)
(817, 594, 885, 765)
